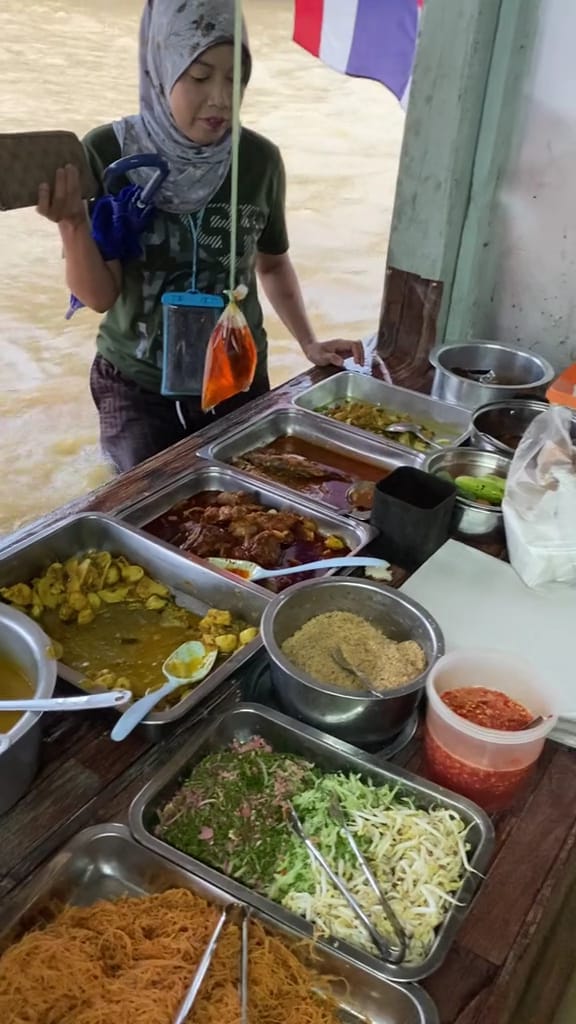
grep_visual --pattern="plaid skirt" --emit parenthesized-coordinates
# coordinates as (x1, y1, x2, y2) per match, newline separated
(90, 354, 270, 474)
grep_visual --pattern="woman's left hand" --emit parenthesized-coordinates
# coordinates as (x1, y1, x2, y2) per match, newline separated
(303, 338, 364, 369)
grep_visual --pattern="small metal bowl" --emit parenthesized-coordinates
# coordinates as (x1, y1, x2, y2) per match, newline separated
(260, 576, 444, 747)
(471, 399, 576, 457)
(0, 604, 57, 814)
(424, 447, 511, 537)
(430, 342, 554, 411)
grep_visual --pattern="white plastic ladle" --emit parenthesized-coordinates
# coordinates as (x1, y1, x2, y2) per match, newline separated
(110, 640, 218, 743)
(207, 555, 391, 581)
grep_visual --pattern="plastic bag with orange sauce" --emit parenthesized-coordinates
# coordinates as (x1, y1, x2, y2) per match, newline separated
(201, 286, 257, 412)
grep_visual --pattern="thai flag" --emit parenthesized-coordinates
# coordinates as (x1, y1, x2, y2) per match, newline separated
(293, 0, 423, 104)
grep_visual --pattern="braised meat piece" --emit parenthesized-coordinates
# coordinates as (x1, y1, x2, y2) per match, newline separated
(177, 524, 237, 559)
(144, 489, 350, 587)
(242, 531, 283, 568)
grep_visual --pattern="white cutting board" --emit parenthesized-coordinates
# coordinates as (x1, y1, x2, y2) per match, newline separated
(400, 541, 576, 746)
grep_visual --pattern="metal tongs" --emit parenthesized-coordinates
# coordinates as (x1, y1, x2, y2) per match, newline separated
(289, 799, 407, 964)
(172, 903, 250, 1024)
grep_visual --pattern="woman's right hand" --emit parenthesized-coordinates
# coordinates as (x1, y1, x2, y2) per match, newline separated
(36, 163, 86, 227)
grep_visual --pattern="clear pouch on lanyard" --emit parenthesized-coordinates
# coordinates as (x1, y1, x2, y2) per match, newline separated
(160, 290, 224, 396)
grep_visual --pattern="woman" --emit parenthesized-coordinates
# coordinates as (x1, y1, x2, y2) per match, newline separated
(37, 0, 362, 472)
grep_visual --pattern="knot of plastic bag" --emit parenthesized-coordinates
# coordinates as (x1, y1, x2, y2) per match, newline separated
(342, 333, 392, 382)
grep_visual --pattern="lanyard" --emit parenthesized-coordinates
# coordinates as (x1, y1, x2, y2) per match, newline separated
(184, 209, 206, 292)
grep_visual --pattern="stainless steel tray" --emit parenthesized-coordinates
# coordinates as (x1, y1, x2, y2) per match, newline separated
(197, 407, 424, 512)
(0, 514, 270, 739)
(129, 704, 494, 983)
(293, 373, 471, 449)
(0, 823, 438, 1024)
(116, 462, 377, 570)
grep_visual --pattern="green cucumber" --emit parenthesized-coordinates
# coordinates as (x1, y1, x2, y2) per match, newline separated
(454, 474, 506, 505)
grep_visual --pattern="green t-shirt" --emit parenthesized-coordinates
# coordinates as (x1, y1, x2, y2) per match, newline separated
(83, 124, 289, 392)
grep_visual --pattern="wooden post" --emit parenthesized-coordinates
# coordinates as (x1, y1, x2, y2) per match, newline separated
(379, 0, 502, 386)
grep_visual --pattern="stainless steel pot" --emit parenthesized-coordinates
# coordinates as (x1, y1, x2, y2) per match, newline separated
(470, 399, 576, 457)
(424, 446, 512, 537)
(430, 343, 555, 411)
(0, 604, 58, 814)
(260, 577, 444, 746)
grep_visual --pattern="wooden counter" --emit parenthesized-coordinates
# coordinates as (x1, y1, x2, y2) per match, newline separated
(1, 368, 575, 1024)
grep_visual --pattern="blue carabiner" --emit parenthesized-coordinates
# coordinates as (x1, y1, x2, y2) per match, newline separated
(103, 154, 170, 206)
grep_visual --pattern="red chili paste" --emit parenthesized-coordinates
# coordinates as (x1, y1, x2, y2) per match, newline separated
(441, 687, 532, 731)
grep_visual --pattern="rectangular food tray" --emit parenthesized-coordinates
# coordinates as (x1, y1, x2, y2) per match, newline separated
(0, 514, 270, 739)
(115, 461, 377, 568)
(293, 373, 472, 449)
(197, 407, 424, 512)
(129, 703, 494, 983)
(0, 823, 438, 1024)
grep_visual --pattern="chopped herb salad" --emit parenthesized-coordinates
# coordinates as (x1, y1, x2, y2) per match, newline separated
(156, 737, 472, 963)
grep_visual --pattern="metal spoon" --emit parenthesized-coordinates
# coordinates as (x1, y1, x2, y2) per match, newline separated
(207, 555, 391, 582)
(0, 690, 132, 755)
(0, 690, 131, 713)
(331, 646, 385, 699)
(383, 421, 446, 449)
(110, 640, 218, 742)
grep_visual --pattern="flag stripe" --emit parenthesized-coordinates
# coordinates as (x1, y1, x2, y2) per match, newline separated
(293, 0, 325, 58)
(346, 0, 419, 99)
(318, 0, 359, 73)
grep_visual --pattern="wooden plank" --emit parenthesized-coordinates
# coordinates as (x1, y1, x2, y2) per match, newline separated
(378, 267, 442, 389)
(386, 0, 502, 337)
(423, 945, 496, 1024)
(445, 0, 542, 342)
(458, 747, 576, 964)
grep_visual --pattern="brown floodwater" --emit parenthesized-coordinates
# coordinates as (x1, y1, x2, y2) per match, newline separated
(0, 0, 404, 537)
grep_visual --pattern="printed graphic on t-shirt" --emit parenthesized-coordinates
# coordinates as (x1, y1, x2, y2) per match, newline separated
(135, 201, 266, 367)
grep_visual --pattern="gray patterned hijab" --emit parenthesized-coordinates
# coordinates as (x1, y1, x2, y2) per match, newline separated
(113, 0, 251, 214)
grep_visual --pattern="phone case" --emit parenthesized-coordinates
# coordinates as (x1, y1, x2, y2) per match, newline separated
(0, 131, 97, 211)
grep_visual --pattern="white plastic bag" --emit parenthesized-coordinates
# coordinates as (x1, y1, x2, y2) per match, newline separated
(342, 333, 392, 382)
(503, 405, 576, 588)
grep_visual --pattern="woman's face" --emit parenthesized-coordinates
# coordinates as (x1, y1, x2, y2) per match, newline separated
(170, 43, 243, 145)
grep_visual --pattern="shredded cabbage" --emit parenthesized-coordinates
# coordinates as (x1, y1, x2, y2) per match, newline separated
(269, 773, 472, 963)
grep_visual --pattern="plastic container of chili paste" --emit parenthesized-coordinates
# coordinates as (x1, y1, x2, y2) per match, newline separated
(423, 650, 558, 812)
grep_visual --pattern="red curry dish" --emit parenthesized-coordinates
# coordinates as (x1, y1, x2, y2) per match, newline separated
(145, 490, 351, 591)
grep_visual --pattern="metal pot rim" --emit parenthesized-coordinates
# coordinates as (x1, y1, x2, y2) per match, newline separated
(0, 604, 58, 746)
(260, 577, 444, 702)
(430, 343, 555, 387)
(470, 399, 551, 457)
(423, 446, 510, 514)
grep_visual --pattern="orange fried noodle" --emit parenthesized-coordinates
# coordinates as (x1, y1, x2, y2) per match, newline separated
(0, 888, 343, 1024)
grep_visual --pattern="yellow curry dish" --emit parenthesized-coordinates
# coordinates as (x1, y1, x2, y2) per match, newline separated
(0, 552, 257, 701)
(0, 654, 34, 732)
(322, 399, 455, 452)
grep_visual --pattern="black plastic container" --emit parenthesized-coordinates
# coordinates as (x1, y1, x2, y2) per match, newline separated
(370, 467, 456, 569)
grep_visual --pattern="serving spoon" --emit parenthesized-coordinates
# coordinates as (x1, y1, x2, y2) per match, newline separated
(331, 646, 386, 699)
(0, 690, 132, 754)
(383, 421, 447, 449)
(207, 555, 391, 582)
(111, 640, 218, 742)
(0, 690, 131, 714)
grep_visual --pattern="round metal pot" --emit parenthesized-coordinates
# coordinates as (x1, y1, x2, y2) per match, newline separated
(470, 399, 576, 457)
(260, 576, 444, 747)
(430, 343, 555, 412)
(424, 446, 512, 538)
(0, 604, 57, 815)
